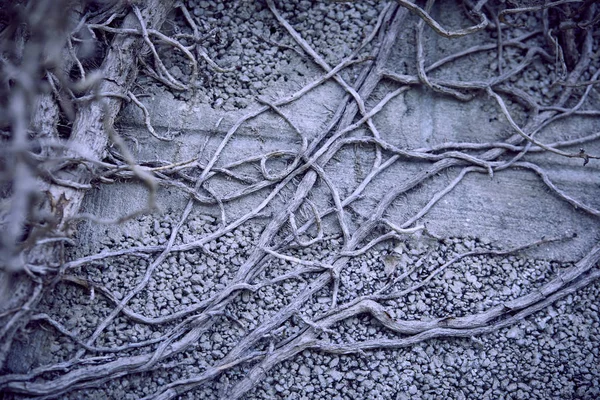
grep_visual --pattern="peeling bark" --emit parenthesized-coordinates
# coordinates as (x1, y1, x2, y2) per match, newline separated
(0, 0, 175, 369)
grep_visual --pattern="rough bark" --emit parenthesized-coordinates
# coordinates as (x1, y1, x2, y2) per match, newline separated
(0, 0, 175, 369)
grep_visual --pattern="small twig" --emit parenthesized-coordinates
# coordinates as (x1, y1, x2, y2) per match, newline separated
(512, 161, 600, 217)
(127, 91, 173, 141)
(415, 0, 473, 101)
(487, 87, 599, 165)
(262, 247, 333, 271)
(399, 166, 484, 229)
(499, 0, 586, 25)
(311, 164, 350, 244)
(202, 182, 227, 226)
(397, 0, 488, 37)
(288, 204, 323, 247)
(131, 6, 188, 90)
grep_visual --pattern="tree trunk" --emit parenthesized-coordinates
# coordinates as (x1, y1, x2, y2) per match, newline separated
(0, 0, 175, 369)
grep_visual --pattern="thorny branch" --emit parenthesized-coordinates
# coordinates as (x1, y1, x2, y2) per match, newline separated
(1, 0, 600, 399)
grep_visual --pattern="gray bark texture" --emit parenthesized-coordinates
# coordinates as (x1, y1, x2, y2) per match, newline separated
(0, 0, 175, 369)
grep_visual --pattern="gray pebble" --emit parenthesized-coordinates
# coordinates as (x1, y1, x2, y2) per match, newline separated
(330, 370, 343, 381)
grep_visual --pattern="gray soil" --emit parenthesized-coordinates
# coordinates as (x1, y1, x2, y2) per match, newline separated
(2, 0, 600, 399)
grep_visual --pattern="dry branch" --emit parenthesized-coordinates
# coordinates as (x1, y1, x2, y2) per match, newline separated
(1, 0, 600, 398)
(0, 0, 175, 369)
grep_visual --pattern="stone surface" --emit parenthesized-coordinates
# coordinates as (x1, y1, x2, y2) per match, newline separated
(7, 1, 600, 399)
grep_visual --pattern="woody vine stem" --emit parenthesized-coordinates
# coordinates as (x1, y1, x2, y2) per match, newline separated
(1, 0, 599, 399)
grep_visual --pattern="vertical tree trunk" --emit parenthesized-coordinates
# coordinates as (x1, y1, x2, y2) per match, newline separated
(0, 0, 175, 369)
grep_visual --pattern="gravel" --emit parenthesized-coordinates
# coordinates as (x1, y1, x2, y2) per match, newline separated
(28, 226, 599, 399)
(6, 1, 600, 399)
